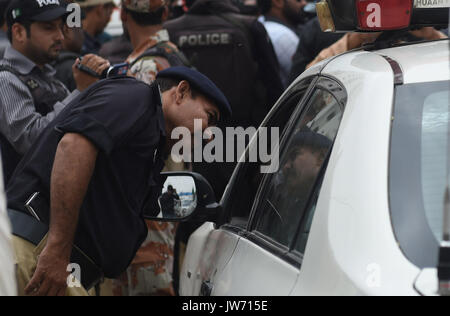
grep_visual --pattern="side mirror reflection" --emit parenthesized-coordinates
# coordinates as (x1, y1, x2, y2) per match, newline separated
(156, 175, 197, 220)
(144, 172, 220, 223)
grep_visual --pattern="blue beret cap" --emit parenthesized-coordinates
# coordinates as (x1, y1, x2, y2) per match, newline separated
(156, 67, 232, 120)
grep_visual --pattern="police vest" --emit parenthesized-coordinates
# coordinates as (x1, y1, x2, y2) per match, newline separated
(165, 13, 268, 128)
(0, 64, 68, 184)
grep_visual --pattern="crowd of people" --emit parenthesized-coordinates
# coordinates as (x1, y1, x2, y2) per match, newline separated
(0, 0, 447, 296)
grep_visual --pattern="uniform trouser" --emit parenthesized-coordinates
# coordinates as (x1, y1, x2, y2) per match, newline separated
(12, 235, 89, 296)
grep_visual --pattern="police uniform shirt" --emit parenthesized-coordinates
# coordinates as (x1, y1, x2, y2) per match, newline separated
(7, 77, 166, 278)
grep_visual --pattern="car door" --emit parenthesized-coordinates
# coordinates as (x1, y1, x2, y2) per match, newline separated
(209, 77, 347, 296)
(179, 76, 318, 296)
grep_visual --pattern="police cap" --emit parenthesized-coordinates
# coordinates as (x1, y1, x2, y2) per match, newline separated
(157, 66, 232, 120)
(7, 0, 67, 27)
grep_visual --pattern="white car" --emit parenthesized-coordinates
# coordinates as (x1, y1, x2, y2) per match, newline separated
(171, 2, 450, 296)
(0, 159, 17, 296)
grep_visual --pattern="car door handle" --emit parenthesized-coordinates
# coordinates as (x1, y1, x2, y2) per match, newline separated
(200, 280, 214, 296)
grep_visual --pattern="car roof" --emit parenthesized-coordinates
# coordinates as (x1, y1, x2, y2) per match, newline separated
(289, 39, 449, 95)
(373, 39, 450, 84)
(263, 38, 449, 131)
(319, 39, 450, 85)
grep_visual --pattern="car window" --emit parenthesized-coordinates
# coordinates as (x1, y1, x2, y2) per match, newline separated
(254, 85, 344, 249)
(293, 178, 322, 254)
(390, 80, 450, 268)
(223, 77, 317, 229)
(421, 90, 449, 241)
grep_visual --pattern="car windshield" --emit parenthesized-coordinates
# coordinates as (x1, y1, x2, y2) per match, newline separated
(390, 80, 450, 268)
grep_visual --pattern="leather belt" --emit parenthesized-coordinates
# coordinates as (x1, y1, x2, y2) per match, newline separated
(7, 209, 104, 291)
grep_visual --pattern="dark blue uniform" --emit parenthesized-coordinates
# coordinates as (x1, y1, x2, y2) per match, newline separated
(7, 77, 166, 278)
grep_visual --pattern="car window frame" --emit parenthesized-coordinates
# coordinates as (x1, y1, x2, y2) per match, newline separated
(242, 76, 347, 267)
(219, 75, 320, 232)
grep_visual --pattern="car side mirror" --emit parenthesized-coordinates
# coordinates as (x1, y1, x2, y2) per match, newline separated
(144, 172, 221, 223)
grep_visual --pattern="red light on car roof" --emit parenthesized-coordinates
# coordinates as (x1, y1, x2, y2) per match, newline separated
(357, 0, 413, 31)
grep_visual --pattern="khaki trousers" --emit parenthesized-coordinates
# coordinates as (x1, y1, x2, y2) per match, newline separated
(12, 235, 89, 296)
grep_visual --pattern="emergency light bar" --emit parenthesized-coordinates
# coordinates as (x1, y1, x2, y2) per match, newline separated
(317, 0, 450, 32)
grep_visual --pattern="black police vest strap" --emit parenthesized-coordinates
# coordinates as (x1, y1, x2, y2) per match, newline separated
(0, 65, 68, 116)
(130, 42, 192, 69)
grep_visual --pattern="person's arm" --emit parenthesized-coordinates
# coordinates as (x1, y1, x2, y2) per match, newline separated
(25, 133, 98, 296)
(410, 27, 448, 40)
(306, 32, 380, 69)
(72, 54, 111, 92)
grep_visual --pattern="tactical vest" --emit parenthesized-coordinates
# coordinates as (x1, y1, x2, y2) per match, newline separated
(0, 64, 68, 184)
(165, 13, 267, 128)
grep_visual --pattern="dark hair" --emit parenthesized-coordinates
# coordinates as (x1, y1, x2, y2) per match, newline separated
(156, 77, 180, 92)
(0, 0, 10, 27)
(155, 77, 198, 98)
(257, 0, 272, 14)
(125, 6, 165, 26)
(7, 19, 31, 42)
(288, 131, 331, 161)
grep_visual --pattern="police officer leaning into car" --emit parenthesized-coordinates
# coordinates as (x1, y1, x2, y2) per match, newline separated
(0, 0, 110, 185)
(6, 66, 231, 296)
